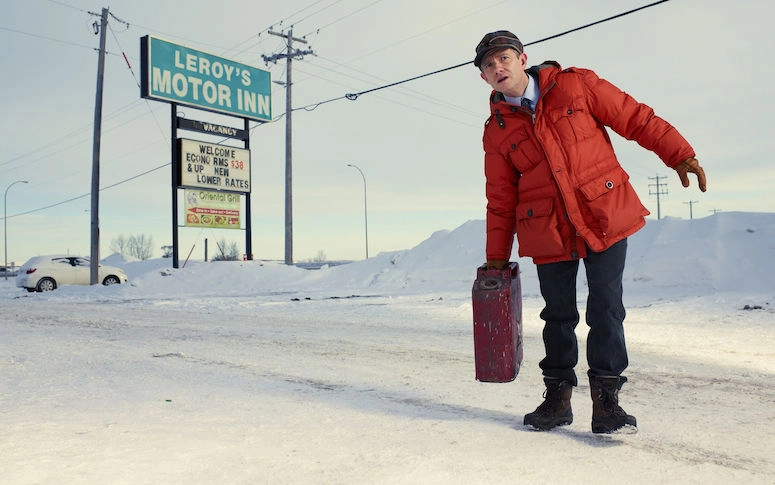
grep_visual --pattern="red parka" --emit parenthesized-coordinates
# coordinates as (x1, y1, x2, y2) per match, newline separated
(483, 62, 695, 264)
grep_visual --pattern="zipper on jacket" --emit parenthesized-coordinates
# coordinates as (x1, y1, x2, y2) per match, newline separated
(533, 79, 556, 124)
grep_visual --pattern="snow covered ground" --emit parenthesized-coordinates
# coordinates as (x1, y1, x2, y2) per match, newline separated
(1, 212, 774, 484)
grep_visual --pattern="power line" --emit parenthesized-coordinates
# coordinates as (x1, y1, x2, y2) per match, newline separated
(2, 1, 286, 176)
(298, 0, 385, 39)
(289, 0, 346, 30)
(223, 0, 346, 60)
(2, 163, 169, 221)
(289, 0, 511, 109)
(271, 0, 328, 30)
(337, 0, 513, 68)
(293, 61, 481, 125)
(7, 0, 495, 156)
(106, 22, 171, 149)
(0, 24, 112, 53)
(296, 0, 672, 111)
(6, 0, 673, 221)
(527, 0, 671, 47)
(44, 0, 86, 13)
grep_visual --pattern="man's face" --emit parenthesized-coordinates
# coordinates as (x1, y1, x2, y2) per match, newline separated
(479, 48, 528, 97)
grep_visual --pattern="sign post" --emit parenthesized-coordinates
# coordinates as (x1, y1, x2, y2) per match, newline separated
(141, 36, 271, 267)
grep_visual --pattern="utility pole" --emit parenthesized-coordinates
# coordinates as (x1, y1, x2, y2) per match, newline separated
(709, 208, 722, 215)
(648, 174, 668, 220)
(684, 200, 699, 220)
(90, 7, 108, 285)
(262, 29, 314, 265)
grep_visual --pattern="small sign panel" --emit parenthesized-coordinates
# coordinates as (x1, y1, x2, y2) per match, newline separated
(184, 189, 241, 229)
(180, 139, 250, 193)
(177, 118, 249, 140)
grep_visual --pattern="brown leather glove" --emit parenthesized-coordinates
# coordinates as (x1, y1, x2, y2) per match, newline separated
(675, 157, 707, 192)
(486, 260, 507, 270)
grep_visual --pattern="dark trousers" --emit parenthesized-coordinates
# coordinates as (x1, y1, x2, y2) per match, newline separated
(536, 238, 628, 386)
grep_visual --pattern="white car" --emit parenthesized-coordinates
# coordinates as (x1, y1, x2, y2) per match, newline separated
(16, 255, 128, 292)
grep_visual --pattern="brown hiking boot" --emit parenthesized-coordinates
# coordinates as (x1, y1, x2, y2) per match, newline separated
(523, 378, 573, 430)
(589, 375, 637, 434)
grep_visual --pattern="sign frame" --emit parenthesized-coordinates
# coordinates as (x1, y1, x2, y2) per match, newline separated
(140, 35, 272, 122)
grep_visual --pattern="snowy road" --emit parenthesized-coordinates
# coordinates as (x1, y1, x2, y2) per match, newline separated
(2, 288, 773, 484)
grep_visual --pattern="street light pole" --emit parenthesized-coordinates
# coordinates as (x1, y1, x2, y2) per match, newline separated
(347, 164, 369, 259)
(4, 180, 28, 280)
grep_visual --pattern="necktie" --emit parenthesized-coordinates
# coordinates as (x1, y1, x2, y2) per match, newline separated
(521, 98, 532, 110)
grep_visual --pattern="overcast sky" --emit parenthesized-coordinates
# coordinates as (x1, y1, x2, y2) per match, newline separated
(2, 0, 773, 265)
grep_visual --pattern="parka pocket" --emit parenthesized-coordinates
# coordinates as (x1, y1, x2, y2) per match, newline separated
(578, 166, 630, 200)
(577, 166, 644, 238)
(548, 103, 600, 144)
(507, 130, 546, 173)
(515, 198, 566, 258)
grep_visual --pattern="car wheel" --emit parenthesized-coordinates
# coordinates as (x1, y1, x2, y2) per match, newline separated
(36, 277, 57, 292)
(102, 275, 121, 286)
(26, 287, 36, 293)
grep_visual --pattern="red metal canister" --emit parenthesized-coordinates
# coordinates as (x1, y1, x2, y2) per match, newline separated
(472, 262, 523, 382)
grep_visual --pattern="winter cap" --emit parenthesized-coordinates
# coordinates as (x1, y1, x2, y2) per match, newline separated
(474, 30, 523, 68)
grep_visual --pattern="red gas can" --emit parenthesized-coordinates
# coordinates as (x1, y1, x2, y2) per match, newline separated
(472, 262, 523, 382)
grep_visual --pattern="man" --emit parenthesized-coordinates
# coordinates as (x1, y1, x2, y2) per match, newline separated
(475, 30, 706, 434)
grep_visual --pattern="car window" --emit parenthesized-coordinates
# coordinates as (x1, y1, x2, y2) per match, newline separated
(53, 258, 72, 265)
(74, 258, 90, 266)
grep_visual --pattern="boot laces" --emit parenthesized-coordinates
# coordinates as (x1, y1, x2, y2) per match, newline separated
(596, 387, 626, 415)
(536, 383, 568, 415)
(534, 389, 554, 415)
